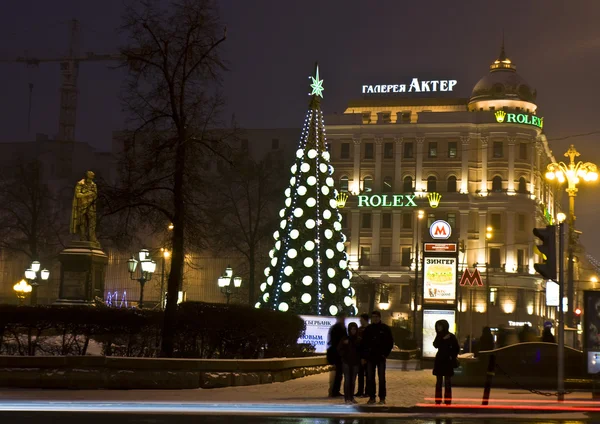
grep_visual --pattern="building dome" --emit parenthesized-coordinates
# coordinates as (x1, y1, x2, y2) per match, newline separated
(468, 43, 537, 112)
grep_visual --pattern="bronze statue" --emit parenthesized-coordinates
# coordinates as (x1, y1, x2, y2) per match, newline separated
(70, 171, 98, 242)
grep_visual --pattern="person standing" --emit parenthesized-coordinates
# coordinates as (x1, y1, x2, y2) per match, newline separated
(542, 323, 556, 343)
(478, 326, 495, 352)
(362, 310, 394, 405)
(327, 312, 347, 397)
(354, 313, 369, 397)
(338, 322, 361, 404)
(433, 319, 460, 405)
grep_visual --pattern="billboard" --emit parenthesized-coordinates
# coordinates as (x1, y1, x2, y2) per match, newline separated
(298, 315, 360, 354)
(584, 291, 600, 374)
(423, 257, 457, 302)
(546, 281, 559, 307)
(422, 309, 456, 358)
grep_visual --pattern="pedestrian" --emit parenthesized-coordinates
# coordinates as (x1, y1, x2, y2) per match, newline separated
(327, 312, 347, 397)
(355, 313, 369, 398)
(542, 323, 556, 343)
(338, 322, 361, 404)
(432, 319, 460, 405)
(478, 326, 495, 352)
(519, 324, 535, 343)
(362, 310, 394, 405)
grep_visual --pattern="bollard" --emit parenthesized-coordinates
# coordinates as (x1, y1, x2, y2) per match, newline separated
(481, 354, 496, 406)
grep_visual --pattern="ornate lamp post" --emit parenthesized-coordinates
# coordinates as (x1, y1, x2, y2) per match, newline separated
(24, 261, 50, 305)
(217, 265, 242, 304)
(13, 279, 32, 305)
(412, 209, 424, 337)
(545, 145, 598, 326)
(127, 249, 156, 308)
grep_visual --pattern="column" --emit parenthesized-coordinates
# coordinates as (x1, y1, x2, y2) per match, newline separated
(506, 211, 515, 272)
(372, 211, 381, 266)
(478, 211, 487, 264)
(391, 211, 402, 266)
(375, 137, 383, 192)
(533, 139, 542, 200)
(394, 137, 403, 191)
(508, 136, 516, 194)
(416, 136, 425, 192)
(350, 211, 360, 263)
(352, 137, 361, 194)
(480, 135, 489, 195)
(460, 135, 470, 194)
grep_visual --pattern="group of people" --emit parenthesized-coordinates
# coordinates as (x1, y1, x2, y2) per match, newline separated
(327, 311, 460, 405)
(327, 311, 393, 405)
(462, 323, 557, 354)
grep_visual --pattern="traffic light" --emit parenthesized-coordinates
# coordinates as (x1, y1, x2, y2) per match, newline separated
(533, 225, 556, 280)
(575, 307, 582, 327)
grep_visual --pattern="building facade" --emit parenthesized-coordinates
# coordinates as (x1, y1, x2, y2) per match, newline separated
(325, 48, 561, 339)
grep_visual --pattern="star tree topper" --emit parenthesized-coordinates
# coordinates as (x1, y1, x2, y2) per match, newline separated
(310, 65, 324, 98)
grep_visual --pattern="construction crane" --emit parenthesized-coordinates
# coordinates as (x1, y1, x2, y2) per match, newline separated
(3, 19, 123, 141)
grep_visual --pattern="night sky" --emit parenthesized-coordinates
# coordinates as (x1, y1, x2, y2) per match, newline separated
(2, 1, 600, 261)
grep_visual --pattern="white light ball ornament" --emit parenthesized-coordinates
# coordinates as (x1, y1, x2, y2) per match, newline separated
(321, 186, 330, 195)
(306, 197, 316, 207)
(328, 283, 337, 293)
(344, 296, 353, 306)
(304, 257, 314, 268)
(255, 302, 261, 309)
(325, 229, 333, 239)
(290, 229, 299, 239)
(342, 278, 350, 289)
(291, 164, 297, 174)
(288, 249, 298, 258)
(294, 208, 303, 218)
(329, 199, 337, 208)
(280, 220, 287, 229)
(279, 302, 289, 312)
(269, 249, 275, 259)
(334, 222, 342, 231)
(339, 260, 348, 269)
(267, 276, 274, 285)
(275, 241, 281, 250)
(284, 266, 293, 276)
(264, 267, 270, 277)
(290, 177, 296, 186)
(329, 305, 338, 316)
(308, 149, 318, 159)
(326, 249, 334, 259)
(302, 276, 313, 286)
(285, 198, 291, 207)
(279, 209, 285, 218)
(305, 219, 316, 229)
(271, 257, 277, 267)
(296, 149, 304, 159)
(282, 282, 291, 292)
(327, 268, 336, 278)
(319, 163, 328, 173)
(285, 188, 291, 198)
(263, 293, 269, 302)
(336, 242, 345, 252)
(298, 186, 307, 196)
(260, 283, 267, 292)
(307, 176, 317, 186)
(301, 293, 312, 303)
(301, 163, 310, 173)
(326, 177, 334, 187)
(304, 240, 315, 251)
(323, 210, 332, 220)
(273, 231, 280, 240)
(322, 151, 331, 161)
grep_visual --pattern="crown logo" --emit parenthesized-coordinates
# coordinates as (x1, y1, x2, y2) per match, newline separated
(495, 110, 506, 123)
(336, 192, 349, 208)
(427, 192, 442, 208)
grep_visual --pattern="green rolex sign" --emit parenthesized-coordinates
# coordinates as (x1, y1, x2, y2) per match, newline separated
(495, 111, 543, 129)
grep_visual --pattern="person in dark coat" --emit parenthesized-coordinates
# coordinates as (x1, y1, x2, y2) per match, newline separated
(362, 310, 394, 405)
(338, 322, 361, 404)
(355, 313, 369, 397)
(542, 326, 556, 343)
(327, 312, 347, 397)
(433, 319, 460, 405)
(478, 326, 495, 352)
(519, 324, 536, 343)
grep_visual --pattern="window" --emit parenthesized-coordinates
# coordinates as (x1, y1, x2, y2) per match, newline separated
(489, 248, 501, 268)
(360, 247, 371, 266)
(384, 142, 393, 158)
(493, 141, 503, 158)
(382, 213, 392, 229)
(491, 213, 501, 230)
(383, 176, 393, 192)
(341, 143, 350, 159)
(400, 285, 410, 304)
(518, 177, 527, 193)
(271, 139, 279, 150)
(401, 112, 411, 123)
(519, 143, 528, 160)
(428, 142, 438, 158)
(447, 213, 456, 229)
(404, 142, 414, 158)
(427, 176, 437, 192)
(448, 142, 457, 158)
(403, 176, 413, 192)
(518, 214, 525, 231)
(363, 176, 373, 193)
(427, 213, 436, 228)
(339, 176, 349, 192)
(341, 212, 348, 229)
(362, 213, 372, 229)
(402, 213, 412, 229)
(490, 287, 498, 305)
(380, 247, 391, 266)
(401, 247, 412, 267)
(492, 175, 503, 192)
(364, 143, 374, 159)
(447, 175, 457, 193)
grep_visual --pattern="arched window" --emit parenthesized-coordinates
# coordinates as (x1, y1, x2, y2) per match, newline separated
(383, 176, 393, 192)
(447, 176, 457, 193)
(427, 176, 437, 192)
(339, 176, 349, 192)
(492, 176, 503, 192)
(403, 176, 413, 192)
(363, 176, 373, 193)
(518, 177, 527, 193)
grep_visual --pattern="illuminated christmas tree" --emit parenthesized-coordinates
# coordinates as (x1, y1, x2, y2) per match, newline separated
(256, 64, 355, 316)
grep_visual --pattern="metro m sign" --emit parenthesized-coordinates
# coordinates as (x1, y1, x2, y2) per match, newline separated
(430, 220, 451, 240)
(459, 268, 483, 287)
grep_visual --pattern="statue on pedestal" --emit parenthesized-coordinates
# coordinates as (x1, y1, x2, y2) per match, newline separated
(70, 171, 97, 243)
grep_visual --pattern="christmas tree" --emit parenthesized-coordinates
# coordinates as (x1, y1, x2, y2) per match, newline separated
(256, 64, 355, 316)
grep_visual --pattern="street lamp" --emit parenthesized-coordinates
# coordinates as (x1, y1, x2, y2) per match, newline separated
(127, 249, 156, 308)
(545, 145, 598, 327)
(556, 211, 567, 401)
(13, 279, 32, 305)
(485, 226, 493, 326)
(217, 265, 242, 304)
(413, 210, 425, 338)
(159, 248, 170, 310)
(24, 261, 50, 305)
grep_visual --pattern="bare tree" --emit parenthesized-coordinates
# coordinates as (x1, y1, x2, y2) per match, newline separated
(109, 0, 228, 356)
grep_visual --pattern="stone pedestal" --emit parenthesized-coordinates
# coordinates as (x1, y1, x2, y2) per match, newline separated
(54, 241, 108, 306)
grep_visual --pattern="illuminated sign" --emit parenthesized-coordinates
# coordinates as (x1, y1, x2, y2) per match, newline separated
(494, 110, 543, 129)
(336, 192, 348, 208)
(423, 257, 457, 301)
(298, 315, 360, 353)
(427, 192, 441, 208)
(424, 243, 457, 253)
(357, 194, 417, 207)
(459, 268, 483, 287)
(362, 78, 458, 94)
(546, 281, 559, 306)
(422, 309, 456, 358)
(429, 220, 451, 240)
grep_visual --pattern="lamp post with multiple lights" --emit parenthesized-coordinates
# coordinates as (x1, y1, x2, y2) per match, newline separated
(24, 261, 50, 305)
(13, 279, 32, 305)
(217, 265, 242, 305)
(127, 249, 157, 308)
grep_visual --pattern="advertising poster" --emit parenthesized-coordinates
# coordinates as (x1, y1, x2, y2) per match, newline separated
(423, 256, 457, 302)
(422, 309, 456, 358)
(584, 291, 600, 374)
(298, 315, 360, 353)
